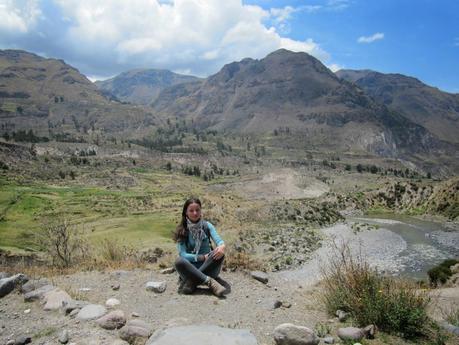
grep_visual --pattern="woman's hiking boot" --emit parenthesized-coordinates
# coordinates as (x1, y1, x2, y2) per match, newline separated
(178, 279, 196, 294)
(207, 277, 225, 297)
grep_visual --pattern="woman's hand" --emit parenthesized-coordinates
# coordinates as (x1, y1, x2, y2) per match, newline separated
(212, 244, 225, 260)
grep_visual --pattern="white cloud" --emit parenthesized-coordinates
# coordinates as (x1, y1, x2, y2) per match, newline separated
(358, 32, 384, 44)
(327, 63, 343, 72)
(0, 0, 41, 33)
(327, 0, 351, 11)
(1, 0, 334, 78)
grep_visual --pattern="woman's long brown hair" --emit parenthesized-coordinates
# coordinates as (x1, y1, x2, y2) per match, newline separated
(173, 197, 202, 243)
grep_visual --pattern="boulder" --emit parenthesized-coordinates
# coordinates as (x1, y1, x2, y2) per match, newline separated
(250, 271, 268, 284)
(0, 274, 29, 298)
(119, 319, 153, 344)
(21, 278, 50, 294)
(96, 310, 126, 330)
(23, 284, 55, 302)
(273, 323, 319, 345)
(146, 325, 258, 345)
(337, 327, 365, 341)
(146, 281, 167, 293)
(43, 288, 73, 311)
(76, 304, 107, 320)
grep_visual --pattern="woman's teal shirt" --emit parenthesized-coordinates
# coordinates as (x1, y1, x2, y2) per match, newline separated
(177, 221, 224, 263)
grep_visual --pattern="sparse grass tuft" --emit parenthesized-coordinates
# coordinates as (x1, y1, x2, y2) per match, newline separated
(321, 244, 431, 339)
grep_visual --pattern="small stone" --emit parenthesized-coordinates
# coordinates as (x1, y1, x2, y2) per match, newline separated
(105, 298, 121, 308)
(273, 323, 319, 345)
(323, 337, 335, 344)
(337, 327, 364, 341)
(111, 283, 120, 291)
(59, 330, 69, 344)
(14, 335, 31, 344)
(250, 271, 269, 284)
(363, 324, 376, 339)
(69, 309, 80, 317)
(160, 267, 175, 274)
(282, 301, 292, 308)
(132, 312, 140, 317)
(336, 310, 349, 322)
(146, 281, 167, 293)
(273, 300, 282, 309)
(24, 309, 30, 314)
(96, 310, 126, 330)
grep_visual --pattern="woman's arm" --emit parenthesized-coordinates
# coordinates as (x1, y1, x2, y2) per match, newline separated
(207, 222, 225, 259)
(177, 242, 203, 262)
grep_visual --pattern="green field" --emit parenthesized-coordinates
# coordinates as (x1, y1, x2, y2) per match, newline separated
(0, 171, 205, 253)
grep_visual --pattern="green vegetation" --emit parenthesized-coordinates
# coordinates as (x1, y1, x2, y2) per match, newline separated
(322, 246, 431, 339)
(427, 259, 459, 287)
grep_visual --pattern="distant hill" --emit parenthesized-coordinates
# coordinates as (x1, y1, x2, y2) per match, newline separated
(0, 50, 160, 138)
(152, 49, 446, 156)
(95, 69, 201, 105)
(336, 69, 459, 144)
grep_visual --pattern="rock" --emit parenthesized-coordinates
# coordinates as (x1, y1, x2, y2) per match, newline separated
(106, 298, 121, 308)
(0, 272, 11, 280)
(69, 309, 80, 318)
(273, 300, 282, 309)
(273, 323, 319, 345)
(323, 336, 335, 344)
(13, 335, 31, 344)
(438, 320, 459, 336)
(160, 267, 175, 274)
(76, 304, 107, 320)
(337, 327, 365, 341)
(131, 312, 140, 317)
(43, 288, 73, 311)
(363, 324, 376, 339)
(20, 278, 50, 294)
(0, 274, 29, 298)
(450, 263, 459, 274)
(250, 271, 268, 284)
(335, 310, 349, 322)
(96, 310, 126, 330)
(24, 309, 30, 314)
(111, 283, 121, 291)
(61, 300, 87, 315)
(119, 319, 152, 344)
(146, 324, 258, 345)
(23, 284, 55, 302)
(282, 301, 292, 308)
(146, 281, 167, 293)
(59, 330, 69, 344)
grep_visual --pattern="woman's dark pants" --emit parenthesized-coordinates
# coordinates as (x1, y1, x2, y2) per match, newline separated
(175, 254, 224, 286)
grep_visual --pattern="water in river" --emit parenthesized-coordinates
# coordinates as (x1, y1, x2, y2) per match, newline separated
(350, 214, 459, 279)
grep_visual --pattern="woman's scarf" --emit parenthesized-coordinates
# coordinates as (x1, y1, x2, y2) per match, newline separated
(186, 218, 206, 254)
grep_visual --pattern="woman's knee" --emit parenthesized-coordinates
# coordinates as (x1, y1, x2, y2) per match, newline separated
(175, 256, 187, 269)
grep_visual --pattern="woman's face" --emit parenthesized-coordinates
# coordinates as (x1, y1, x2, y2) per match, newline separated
(186, 202, 201, 223)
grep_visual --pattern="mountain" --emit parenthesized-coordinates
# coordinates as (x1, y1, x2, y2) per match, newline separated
(152, 49, 444, 156)
(0, 50, 159, 138)
(95, 69, 201, 105)
(336, 69, 459, 144)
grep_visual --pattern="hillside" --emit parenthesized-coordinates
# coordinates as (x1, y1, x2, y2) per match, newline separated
(152, 49, 446, 156)
(336, 69, 459, 144)
(0, 50, 161, 139)
(95, 69, 201, 105)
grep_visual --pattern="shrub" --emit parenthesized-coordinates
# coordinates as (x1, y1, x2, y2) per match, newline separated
(427, 259, 459, 287)
(321, 244, 431, 339)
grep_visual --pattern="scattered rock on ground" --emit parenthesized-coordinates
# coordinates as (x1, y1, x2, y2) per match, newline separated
(273, 323, 319, 345)
(106, 298, 121, 308)
(23, 284, 55, 302)
(146, 324, 258, 345)
(337, 327, 365, 341)
(20, 278, 50, 294)
(0, 274, 29, 298)
(96, 310, 126, 330)
(146, 281, 167, 293)
(160, 268, 175, 274)
(323, 336, 334, 344)
(59, 330, 69, 344)
(119, 319, 152, 344)
(250, 271, 268, 284)
(43, 288, 73, 311)
(76, 304, 107, 320)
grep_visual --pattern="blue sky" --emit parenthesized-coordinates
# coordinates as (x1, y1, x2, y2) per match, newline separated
(0, 0, 458, 92)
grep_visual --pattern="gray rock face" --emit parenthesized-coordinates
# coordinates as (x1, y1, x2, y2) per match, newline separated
(13, 335, 31, 344)
(58, 329, 69, 344)
(0, 272, 11, 279)
(43, 288, 73, 311)
(250, 271, 268, 284)
(146, 281, 167, 293)
(146, 325, 258, 345)
(20, 278, 50, 294)
(0, 274, 29, 298)
(96, 310, 126, 330)
(119, 319, 153, 343)
(337, 327, 365, 341)
(76, 304, 107, 320)
(23, 284, 55, 302)
(273, 323, 319, 345)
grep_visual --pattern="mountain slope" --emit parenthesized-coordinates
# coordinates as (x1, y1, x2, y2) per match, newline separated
(0, 50, 160, 138)
(336, 69, 459, 144)
(152, 49, 442, 156)
(95, 69, 201, 105)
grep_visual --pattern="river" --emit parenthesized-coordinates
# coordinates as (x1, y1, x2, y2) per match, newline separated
(274, 214, 459, 285)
